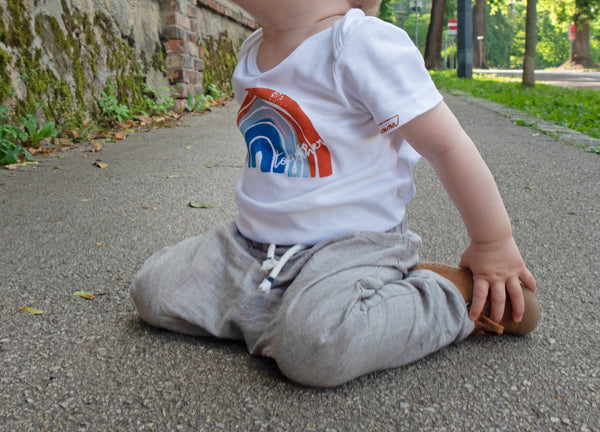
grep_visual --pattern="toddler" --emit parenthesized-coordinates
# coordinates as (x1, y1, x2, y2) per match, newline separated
(130, 0, 539, 387)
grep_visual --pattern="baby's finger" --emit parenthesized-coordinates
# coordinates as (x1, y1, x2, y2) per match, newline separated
(469, 278, 489, 321)
(507, 277, 524, 322)
(519, 267, 537, 294)
(488, 282, 507, 323)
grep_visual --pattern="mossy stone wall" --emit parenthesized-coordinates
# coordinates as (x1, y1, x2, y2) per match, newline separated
(0, 0, 257, 127)
(0, 0, 171, 129)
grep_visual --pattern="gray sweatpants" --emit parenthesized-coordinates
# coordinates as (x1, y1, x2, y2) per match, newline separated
(130, 221, 474, 387)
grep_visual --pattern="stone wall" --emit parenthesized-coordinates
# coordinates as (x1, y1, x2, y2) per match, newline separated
(0, 0, 257, 126)
(160, 0, 257, 109)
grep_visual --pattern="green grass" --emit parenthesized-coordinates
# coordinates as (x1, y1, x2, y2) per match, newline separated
(430, 70, 600, 140)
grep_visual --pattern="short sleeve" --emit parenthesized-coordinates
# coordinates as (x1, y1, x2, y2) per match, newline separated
(333, 14, 443, 135)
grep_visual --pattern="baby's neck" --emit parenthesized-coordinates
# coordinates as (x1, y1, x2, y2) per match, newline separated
(256, 11, 347, 72)
(233, 1, 354, 71)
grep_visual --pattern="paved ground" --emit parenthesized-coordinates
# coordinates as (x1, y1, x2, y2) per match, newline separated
(474, 68, 600, 90)
(1, 93, 599, 431)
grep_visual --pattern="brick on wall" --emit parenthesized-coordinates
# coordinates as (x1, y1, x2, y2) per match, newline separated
(159, 0, 257, 106)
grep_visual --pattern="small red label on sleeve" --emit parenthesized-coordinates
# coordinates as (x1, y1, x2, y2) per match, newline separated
(378, 115, 400, 134)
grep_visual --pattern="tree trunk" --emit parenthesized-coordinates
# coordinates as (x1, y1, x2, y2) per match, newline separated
(424, 0, 447, 70)
(522, 0, 537, 87)
(472, 0, 486, 69)
(569, 22, 597, 67)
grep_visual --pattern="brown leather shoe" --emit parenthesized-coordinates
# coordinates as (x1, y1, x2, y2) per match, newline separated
(410, 263, 540, 336)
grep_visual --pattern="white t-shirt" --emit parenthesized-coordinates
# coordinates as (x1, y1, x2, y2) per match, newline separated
(232, 8, 443, 245)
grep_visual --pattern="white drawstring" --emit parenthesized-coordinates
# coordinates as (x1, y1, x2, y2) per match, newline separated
(258, 244, 308, 293)
(260, 243, 277, 271)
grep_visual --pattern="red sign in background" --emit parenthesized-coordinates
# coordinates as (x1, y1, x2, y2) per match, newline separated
(569, 24, 576, 41)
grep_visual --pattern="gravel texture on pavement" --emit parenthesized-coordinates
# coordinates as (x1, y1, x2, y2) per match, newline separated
(1, 93, 598, 431)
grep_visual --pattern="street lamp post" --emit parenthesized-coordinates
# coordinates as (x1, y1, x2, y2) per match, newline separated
(457, 0, 473, 78)
(414, 0, 419, 47)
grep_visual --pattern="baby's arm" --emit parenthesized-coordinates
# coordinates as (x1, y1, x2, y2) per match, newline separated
(399, 102, 537, 323)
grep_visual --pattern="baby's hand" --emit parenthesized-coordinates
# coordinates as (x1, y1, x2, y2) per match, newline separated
(459, 235, 536, 323)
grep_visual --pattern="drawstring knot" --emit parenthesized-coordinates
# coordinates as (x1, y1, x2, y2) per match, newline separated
(260, 244, 277, 271)
(259, 244, 307, 293)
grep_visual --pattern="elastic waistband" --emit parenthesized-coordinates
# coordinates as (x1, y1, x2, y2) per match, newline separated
(243, 217, 408, 253)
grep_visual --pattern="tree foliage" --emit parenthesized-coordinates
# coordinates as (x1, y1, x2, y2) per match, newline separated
(390, 0, 599, 69)
(574, 0, 599, 23)
(536, 0, 600, 65)
(379, 0, 397, 22)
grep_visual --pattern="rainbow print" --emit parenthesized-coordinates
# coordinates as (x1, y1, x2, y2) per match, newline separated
(237, 88, 333, 178)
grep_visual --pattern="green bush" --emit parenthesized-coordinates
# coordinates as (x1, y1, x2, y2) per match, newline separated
(185, 91, 214, 112)
(22, 113, 59, 146)
(141, 85, 175, 116)
(184, 83, 230, 113)
(0, 106, 62, 165)
(98, 80, 132, 123)
(0, 107, 31, 165)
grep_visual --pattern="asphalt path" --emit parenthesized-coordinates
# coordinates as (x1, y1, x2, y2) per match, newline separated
(1, 93, 599, 431)
(474, 68, 600, 90)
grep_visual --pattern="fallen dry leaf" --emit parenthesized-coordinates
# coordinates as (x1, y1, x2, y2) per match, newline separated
(90, 141, 103, 152)
(26, 146, 57, 156)
(117, 120, 135, 129)
(113, 132, 127, 140)
(95, 241, 103, 246)
(53, 137, 73, 146)
(19, 306, 44, 315)
(189, 202, 213, 209)
(67, 130, 81, 140)
(94, 161, 107, 169)
(73, 291, 96, 300)
(3, 162, 38, 170)
(142, 206, 159, 210)
(137, 115, 153, 126)
(90, 131, 106, 140)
